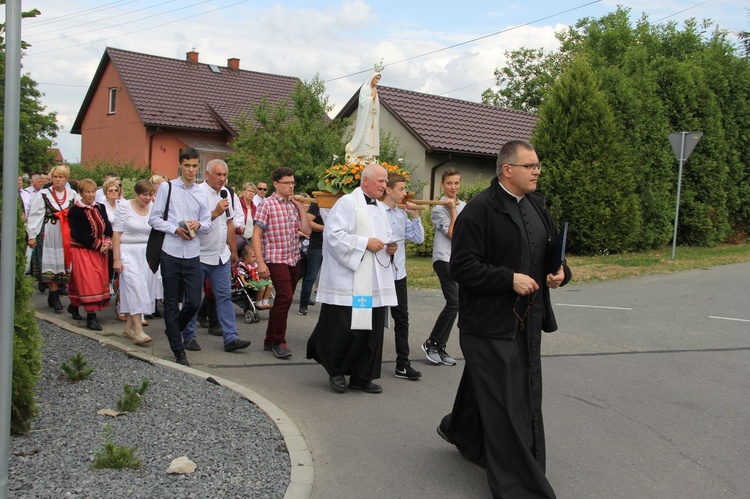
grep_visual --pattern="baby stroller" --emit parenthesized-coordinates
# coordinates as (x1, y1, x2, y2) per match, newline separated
(230, 266, 261, 324)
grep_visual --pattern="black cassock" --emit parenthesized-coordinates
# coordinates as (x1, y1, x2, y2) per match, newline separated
(307, 304, 386, 385)
(440, 195, 557, 499)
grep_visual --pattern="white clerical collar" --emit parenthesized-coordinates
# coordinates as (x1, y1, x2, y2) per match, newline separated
(498, 180, 524, 203)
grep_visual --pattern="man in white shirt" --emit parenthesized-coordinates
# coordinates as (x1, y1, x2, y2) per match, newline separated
(181, 159, 251, 354)
(25, 174, 44, 196)
(149, 148, 212, 367)
(252, 181, 268, 209)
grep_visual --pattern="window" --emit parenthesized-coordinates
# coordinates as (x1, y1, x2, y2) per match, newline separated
(108, 87, 117, 114)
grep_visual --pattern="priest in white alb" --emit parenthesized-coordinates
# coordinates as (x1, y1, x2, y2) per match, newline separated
(306, 163, 398, 394)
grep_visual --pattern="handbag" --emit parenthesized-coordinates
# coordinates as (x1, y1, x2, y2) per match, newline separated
(146, 181, 172, 274)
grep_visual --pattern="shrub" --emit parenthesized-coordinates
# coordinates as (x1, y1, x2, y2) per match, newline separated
(459, 174, 492, 203)
(10, 201, 43, 435)
(68, 160, 152, 197)
(116, 380, 149, 412)
(407, 207, 434, 258)
(60, 352, 94, 382)
(92, 425, 142, 470)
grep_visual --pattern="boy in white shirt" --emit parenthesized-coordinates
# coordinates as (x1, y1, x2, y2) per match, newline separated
(383, 173, 424, 380)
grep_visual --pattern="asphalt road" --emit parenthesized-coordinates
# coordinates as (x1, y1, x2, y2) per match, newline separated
(35, 262, 750, 498)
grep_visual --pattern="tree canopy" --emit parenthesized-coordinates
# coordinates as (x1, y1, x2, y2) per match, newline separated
(226, 74, 348, 196)
(484, 7, 750, 253)
(0, 4, 60, 175)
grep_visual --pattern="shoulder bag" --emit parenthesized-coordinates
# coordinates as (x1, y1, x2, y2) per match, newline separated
(146, 181, 172, 274)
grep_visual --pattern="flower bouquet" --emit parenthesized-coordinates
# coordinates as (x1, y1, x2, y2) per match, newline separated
(317, 161, 411, 195)
(311, 161, 419, 208)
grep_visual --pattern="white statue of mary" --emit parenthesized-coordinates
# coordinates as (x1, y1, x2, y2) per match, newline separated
(345, 62, 383, 164)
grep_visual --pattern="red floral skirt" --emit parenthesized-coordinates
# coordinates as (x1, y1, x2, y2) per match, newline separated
(68, 246, 110, 312)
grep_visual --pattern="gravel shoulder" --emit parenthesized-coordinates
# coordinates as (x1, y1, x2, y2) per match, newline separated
(9, 320, 291, 498)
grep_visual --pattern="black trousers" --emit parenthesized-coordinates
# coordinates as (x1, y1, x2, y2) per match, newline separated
(390, 277, 411, 368)
(160, 252, 202, 355)
(428, 260, 458, 348)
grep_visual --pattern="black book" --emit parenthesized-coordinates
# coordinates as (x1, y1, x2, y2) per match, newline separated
(547, 222, 568, 274)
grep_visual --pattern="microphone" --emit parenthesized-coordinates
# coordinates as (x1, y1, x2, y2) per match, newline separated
(220, 189, 230, 217)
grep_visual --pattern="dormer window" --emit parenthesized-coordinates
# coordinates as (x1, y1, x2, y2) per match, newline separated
(108, 87, 117, 114)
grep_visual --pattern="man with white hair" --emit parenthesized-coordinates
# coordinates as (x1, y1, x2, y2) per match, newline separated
(306, 163, 398, 394)
(181, 159, 251, 354)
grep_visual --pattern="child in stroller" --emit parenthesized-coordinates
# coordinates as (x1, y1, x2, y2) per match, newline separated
(232, 245, 274, 323)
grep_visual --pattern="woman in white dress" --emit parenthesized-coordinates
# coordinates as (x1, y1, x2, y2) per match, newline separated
(111, 179, 156, 344)
(27, 164, 76, 312)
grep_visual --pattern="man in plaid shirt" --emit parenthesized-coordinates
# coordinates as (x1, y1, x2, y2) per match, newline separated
(252, 167, 312, 358)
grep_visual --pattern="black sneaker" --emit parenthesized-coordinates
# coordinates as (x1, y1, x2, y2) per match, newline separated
(395, 363, 422, 380)
(183, 338, 201, 351)
(224, 338, 252, 352)
(175, 351, 189, 367)
(297, 305, 308, 316)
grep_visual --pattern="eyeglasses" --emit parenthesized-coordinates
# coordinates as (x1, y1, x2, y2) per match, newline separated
(507, 163, 543, 172)
(276, 181, 296, 186)
(257, 187, 268, 191)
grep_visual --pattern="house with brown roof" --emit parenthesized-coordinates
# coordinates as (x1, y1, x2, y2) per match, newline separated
(72, 47, 301, 180)
(336, 86, 539, 199)
(46, 147, 64, 164)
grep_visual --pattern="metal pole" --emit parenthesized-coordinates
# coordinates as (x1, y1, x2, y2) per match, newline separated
(1, 1, 23, 497)
(671, 132, 687, 260)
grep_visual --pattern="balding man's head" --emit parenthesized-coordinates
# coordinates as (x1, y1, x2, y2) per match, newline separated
(361, 163, 388, 199)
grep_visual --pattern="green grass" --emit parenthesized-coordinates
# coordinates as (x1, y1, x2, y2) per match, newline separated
(405, 243, 750, 289)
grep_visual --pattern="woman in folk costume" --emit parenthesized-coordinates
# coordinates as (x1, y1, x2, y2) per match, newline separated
(112, 179, 156, 345)
(345, 62, 383, 164)
(307, 163, 398, 394)
(67, 179, 113, 331)
(26, 164, 76, 312)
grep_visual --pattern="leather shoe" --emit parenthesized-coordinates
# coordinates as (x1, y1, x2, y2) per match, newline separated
(224, 338, 251, 352)
(183, 338, 201, 351)
(86, 313, 102, 331)
(174, 351, 189, 366)
(67, 304, 83, 320)
(348, 381, 382, 394)
(208, 325, 223, 336)
(328, 375, 347, 393)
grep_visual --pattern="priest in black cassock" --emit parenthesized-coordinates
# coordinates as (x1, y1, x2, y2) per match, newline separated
(306, 163, 398, 394)
(438, 140, 571, 498)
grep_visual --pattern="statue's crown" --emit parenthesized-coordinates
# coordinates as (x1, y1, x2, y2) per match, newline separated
(374, 59, 384, 73)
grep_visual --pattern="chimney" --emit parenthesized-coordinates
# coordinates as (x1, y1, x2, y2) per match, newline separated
(186, 50, 199, 64)
(227, 58, 240, 70)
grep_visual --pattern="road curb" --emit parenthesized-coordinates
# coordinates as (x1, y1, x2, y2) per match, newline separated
(36, 311, 314, 499)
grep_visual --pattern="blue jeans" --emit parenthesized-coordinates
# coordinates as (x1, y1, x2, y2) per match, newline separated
(160, 253, 202, 355)
(299, 248, 323, 306)
(182, 259, 239, 346)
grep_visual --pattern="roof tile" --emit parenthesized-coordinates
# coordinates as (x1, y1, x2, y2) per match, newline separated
(73, 47, 301, 135)
(339, 86, 538, 157)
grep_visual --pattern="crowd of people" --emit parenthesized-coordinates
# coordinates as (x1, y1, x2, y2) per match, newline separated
(19, 139, 570, 498)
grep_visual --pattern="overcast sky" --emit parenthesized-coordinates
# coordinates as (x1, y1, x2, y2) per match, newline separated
(5, 0, 748, 163)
